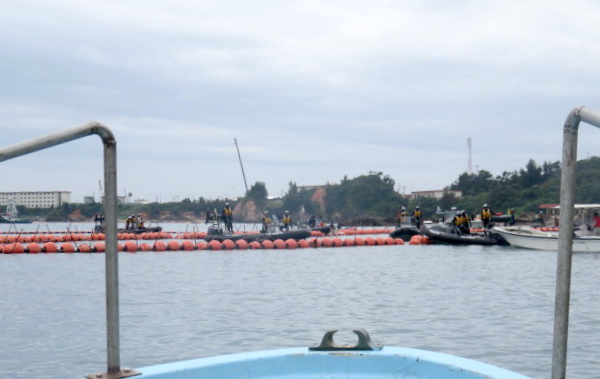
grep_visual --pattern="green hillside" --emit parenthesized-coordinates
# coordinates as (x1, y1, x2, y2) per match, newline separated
(13, 157, 600, 224)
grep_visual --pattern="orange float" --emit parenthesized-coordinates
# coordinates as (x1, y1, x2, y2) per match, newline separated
(44, 242, 58, 253)
(285, 239, 298, 249)
(167, 241, 181, 251)
(27, 242, 42, 254)
(332, 238, 343, 247)
(78, 244, 92, 253)
(409, 235, 423, 245)
(235, 240, 249, 250)
(249, 241, 262, 249)
(61, 243, 76, 253)
(222, 240, 235, 250)
(17, 235, 31, 243)
(154, 241, 167, 251)
(207, 240, 222, 251)
(273, 239, 286, 249)
(321, 237, 333, 247)
(124, 241, 138, 252)
(4, 243, 24, 254)
(139, 243, 152, 252)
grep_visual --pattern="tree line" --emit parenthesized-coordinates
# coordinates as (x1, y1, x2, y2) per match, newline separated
(15, 157, 600, 224)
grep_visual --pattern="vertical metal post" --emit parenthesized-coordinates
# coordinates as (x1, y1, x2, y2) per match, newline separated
(103, 134, 120, 373)
(0, 123, 139, 378)
(552, 106, 600, 379)
(551, 109, 578, 379)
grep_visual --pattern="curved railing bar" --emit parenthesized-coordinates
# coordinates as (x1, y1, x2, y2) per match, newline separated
(553, 106, 600, 379)
(0, 122, 128, 377)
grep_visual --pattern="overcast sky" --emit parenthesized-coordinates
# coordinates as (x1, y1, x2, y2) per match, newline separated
(2, 0, 600, 203)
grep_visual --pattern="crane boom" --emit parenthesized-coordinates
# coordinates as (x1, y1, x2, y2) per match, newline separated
(234, 138, 249, 195)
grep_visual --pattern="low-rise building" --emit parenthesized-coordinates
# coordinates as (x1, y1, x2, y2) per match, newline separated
(0, 191, 71, 208)
(408, 190, 462, 200)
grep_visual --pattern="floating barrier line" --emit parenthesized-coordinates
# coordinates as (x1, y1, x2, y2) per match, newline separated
(0, 235, 426, 254)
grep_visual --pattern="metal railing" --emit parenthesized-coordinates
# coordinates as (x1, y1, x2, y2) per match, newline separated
(552, 106, 600, 379)
(3, 107, 600, 378)
(0, 122, 135, 378)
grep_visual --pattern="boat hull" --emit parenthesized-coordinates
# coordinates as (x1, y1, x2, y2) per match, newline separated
(494, 226, 600, 252)
(205, 229, 311, 242)
(130, 346, 529, 379)
(93, 225, 163, 234)
(421, 224, 508, 246)
(390, 225, 421, 240)
(0, 217, 32, 224)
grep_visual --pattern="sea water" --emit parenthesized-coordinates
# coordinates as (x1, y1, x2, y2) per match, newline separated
(1, 222, 599, 379)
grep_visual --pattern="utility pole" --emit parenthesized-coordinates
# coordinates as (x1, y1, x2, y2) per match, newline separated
(98, 180, 103, 203)
(234, 138, 249, 195)
(467, 137, 473, 174)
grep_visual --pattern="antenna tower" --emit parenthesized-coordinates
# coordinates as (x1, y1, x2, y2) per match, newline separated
(467, 137, 473, 174)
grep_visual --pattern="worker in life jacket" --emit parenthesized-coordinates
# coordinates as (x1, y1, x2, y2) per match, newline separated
(222, 203, 233, 233)
(533, 211, 545, 227)
(412, 206, 423, 229)
(481, 204, 493, 229)
(507, 208, 516, 226)
(281, 210, 292, 231)
(137, 213, 144, 229)
(397, 206, 407, 226)
(452, 211, 463, 234)
(261, 211, 271, 233)
(460, 211, 471, 234)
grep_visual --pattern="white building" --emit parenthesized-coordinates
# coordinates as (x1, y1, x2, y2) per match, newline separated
(407, 190, 462, 200)
(0, 191, 71, 208)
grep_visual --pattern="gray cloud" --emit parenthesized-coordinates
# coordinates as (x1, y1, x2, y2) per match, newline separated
(1, 0, 600, 203)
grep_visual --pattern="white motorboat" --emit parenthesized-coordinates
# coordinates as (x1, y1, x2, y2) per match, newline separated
(494, 226, 600, 252)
